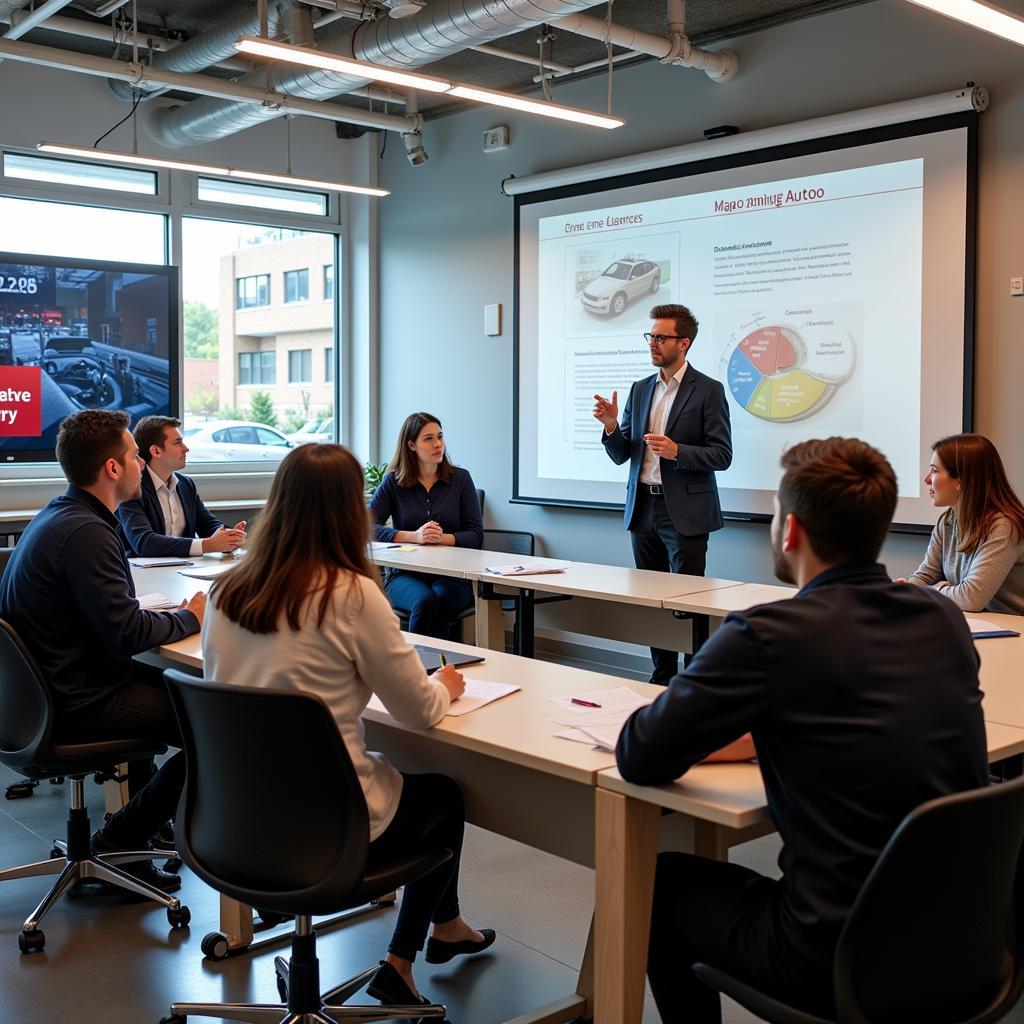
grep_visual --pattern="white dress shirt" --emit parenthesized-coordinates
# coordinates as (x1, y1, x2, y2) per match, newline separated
(640, 361, 688, 485)
(147, 465, 203, 557)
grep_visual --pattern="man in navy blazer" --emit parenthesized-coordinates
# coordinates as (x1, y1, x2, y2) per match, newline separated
(594, 303, 732, 682)
(118, 416, 246, 558)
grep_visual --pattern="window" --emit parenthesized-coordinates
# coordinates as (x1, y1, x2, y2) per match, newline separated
(235, 274, 270, 309)
(197, 176, 328, 216)
(323, 263, 334, 301)
(238, 350, 276, 385)
(284, 268, 309, 304)
(324, 347, 334, 383)
(288, 348, 312, 383)
(4, 152, 157, 195)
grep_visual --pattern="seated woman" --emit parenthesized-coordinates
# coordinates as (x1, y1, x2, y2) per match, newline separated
(907, 433, 1024, 613)
(370, 411, 483, 639)
(203, 443, 495, 1009)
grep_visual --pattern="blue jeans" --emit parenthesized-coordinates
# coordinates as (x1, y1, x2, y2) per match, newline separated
(386, 571, 474, 640)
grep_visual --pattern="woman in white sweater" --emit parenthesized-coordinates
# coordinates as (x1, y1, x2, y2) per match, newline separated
(203, 443, 495, 1010)
(907, 433, 1024, 614)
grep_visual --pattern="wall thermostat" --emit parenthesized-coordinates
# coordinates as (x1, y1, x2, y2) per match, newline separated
(483, 125, 510, 152)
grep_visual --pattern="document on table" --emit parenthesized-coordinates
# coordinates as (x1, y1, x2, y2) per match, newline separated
(365, 678, 520, 718)
(551, 686, 652, 751)
(369, 541, 402, 552)
(966, 616, 1021, 639)
(483, 563, 571, 577)
(129, 556, 193, 568)
(177, 563, 239, 580)
(137, 592, 178, 611)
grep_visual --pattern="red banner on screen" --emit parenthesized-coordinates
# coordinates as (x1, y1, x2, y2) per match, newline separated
(0, 366, 42, 436)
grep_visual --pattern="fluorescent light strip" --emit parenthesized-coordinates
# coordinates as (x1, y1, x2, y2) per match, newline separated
(448, 84, 624, 129)
(235, 36, 624, 129)
(905, 0, 1024, 45)
(236, 36, 453, 93)
(36, 142, 390, 197)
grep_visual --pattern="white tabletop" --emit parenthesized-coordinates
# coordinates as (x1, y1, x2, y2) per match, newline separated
(371, 545, 555, 580)
(662, 581, 796, 615)
(971, 611, 1024, 730)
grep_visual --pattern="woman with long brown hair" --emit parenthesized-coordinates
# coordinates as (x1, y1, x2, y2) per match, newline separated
(202, 443, 495, 1009)
(370, 412, 483, 638)
(907, 433, 1024, 613)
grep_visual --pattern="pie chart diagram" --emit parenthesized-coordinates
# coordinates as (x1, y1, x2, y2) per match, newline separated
(726, 323, 855, 423)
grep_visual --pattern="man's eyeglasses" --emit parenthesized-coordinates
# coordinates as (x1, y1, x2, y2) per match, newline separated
(644, 333, 685, 345)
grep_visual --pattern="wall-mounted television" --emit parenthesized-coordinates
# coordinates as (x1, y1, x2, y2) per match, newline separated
(0, 251, 179, 464)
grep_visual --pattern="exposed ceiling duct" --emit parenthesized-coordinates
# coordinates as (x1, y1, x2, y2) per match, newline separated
(144, 0, 607, 150)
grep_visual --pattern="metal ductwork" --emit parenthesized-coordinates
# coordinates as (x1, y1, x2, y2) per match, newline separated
(145, 0, 604, 150)
(109, 1, 298, 101)
(0, 0, 31, 18)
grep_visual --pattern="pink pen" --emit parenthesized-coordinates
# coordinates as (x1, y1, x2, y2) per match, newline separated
(571, 698, 602, 708)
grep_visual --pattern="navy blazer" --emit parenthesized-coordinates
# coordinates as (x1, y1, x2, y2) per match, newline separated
(117, 470, 223, 557)
(617, 563, 988, 972)
(602, 363, 732, 535)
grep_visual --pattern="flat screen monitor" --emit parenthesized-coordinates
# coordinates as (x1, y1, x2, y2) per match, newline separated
(0, 251, 179, 464)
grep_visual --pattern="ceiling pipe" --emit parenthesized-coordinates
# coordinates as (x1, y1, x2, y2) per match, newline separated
(532, 48, 640, 84)
(4, 0, 73, 40)
(91, 0, 131, 16)
(107, 2, 293, 101)
(0, 35, 417, 133)
(551, 10, 738, 81)
(144, 0, 605, 149)
(472, 42, 573, 74)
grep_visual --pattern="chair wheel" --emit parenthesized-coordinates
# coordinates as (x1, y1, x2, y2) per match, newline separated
(163, 856, 182, 873)
(19, 929, 44, 954)
(5, 780, 37, 799)
(167, 904, 191, 929)
(49, 847, 63, 859)
(201, 931, 230, 960)
(158, 1016, 185, 1024)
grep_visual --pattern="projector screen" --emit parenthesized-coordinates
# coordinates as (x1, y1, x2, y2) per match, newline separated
(514, 114, 977, 529)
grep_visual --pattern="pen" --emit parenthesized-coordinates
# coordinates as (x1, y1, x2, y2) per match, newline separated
(439, 653, 448, 668)
(571, 698, 601, 708)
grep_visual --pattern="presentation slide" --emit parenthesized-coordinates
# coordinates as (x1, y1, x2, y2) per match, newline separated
(516, 120, 973, 527)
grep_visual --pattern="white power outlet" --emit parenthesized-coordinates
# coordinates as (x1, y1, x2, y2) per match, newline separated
(482, 125, 510, 152)
(1011, 276, 1024, 297)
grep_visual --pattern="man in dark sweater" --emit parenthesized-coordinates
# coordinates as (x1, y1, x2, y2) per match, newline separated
(616, 437, 988, 1022)
(0, 410, 205, 892)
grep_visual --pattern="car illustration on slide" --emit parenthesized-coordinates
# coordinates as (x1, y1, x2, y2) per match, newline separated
(581, 259, 660, 316)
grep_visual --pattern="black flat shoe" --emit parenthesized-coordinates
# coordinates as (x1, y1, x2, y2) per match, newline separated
(366, 960, 431, 1008)
(90, 830, 182, 895)
(425, 928, 496, 964)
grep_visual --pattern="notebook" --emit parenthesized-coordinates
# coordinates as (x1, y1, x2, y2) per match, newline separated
(413, 644, 485, 673)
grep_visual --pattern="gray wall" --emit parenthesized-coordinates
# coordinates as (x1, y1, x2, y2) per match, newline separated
(376, 0, 1024, 595)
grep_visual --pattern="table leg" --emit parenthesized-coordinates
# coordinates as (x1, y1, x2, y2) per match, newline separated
(474, 582, 507, 651)
(594, 789, 661, 1024)
(220, 894, 254, 950)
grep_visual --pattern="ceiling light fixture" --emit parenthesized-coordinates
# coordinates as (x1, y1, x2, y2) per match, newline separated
(447, 84, 625, 129)
(36, 141, 390, 197)
(236, 36, 453, 93)
(235, 36, 625, 129)
(905, 0, 1024, 45)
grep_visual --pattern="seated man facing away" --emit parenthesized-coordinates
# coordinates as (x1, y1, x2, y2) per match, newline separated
(0, 410, 206, 892)
(616, 437, 989, 1022)
(118, 415, 245, 558)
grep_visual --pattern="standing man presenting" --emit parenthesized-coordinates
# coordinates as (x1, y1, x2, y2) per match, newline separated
(593, 303, 732, 683)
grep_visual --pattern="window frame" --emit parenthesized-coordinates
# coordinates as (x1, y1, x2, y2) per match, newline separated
(283, 267, 310, 305)
(288, 347, 313, 384)
(235, 273, 272, 310)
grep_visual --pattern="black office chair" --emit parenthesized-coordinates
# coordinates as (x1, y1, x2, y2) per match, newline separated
(160, 669, 449, 1024)
(0, 619, 190, 953)
(694, 777, 1024, 1023)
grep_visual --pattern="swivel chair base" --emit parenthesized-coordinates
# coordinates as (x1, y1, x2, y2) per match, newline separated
(162, 915, 446, 1024)
(0, 774, 190, 953)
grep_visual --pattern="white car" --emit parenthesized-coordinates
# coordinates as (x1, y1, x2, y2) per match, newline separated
(286, 417, 334, 445)
(182, 420, 294, 463)
(581, 259, 661, 317)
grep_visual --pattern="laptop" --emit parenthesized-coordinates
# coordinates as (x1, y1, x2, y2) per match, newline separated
(413, 644, 485, 673)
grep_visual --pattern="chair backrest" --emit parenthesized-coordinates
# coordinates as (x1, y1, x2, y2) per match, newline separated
(0, 618, 53, 773)
(0, 547, 14, 575)
(482, 529, 534, 557)
(164, 669, 373, 915)
(476, 488, 485, 515)
(834, 777, 1024, 1023)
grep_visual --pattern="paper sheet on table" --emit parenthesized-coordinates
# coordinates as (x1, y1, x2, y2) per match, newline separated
(177, 563, 239, 580)
(966, 616, 1021, 638)
(366, 678, 520, 719)
(369, 541, 402, 552)
(137, 592, 178, 610)
(551, 687, 652, 750)
(129, 556, 193, 568)
(483, 563, 570, 576)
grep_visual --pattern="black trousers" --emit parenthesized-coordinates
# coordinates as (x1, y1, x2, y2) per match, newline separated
(629, 488, 709, 683)
(648, 853, 833, 1023)
(367, 773, 466, 962)
(55, 669, 184, 849)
